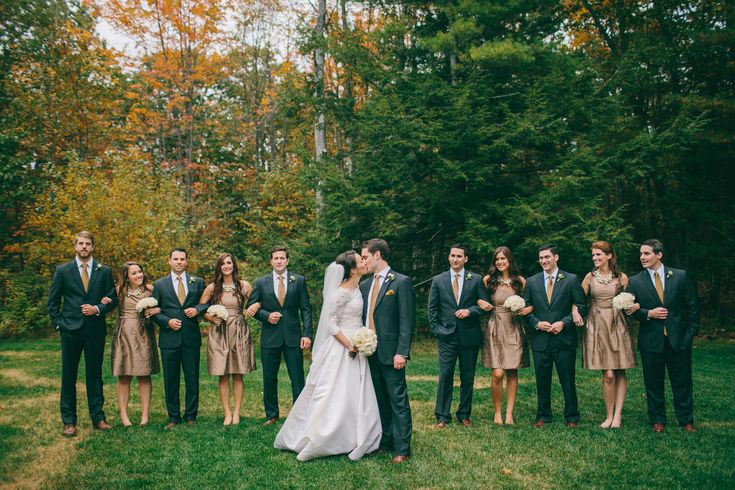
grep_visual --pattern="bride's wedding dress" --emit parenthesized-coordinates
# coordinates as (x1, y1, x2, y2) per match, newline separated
(274, 267, 381, 461)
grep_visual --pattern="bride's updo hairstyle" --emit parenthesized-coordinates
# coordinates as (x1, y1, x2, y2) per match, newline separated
(335, 250, 359, 281)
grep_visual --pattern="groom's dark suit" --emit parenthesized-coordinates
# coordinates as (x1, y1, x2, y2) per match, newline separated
(152, 273, 208, 423)
(524, 270, 586, 423)
(248, 272, 313, 419)
(47, 258, 117, 425)
(361, 269, 415, 456)
(626, 266, 699, 425)
(428, 269, 489, 423)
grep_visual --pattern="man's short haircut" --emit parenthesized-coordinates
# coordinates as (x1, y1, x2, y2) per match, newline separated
(75, 231, 95, 245)
(362, 238, 390, 262)
(449, 243, 468, 257)
(170, 247, 188, 258)
(538, 243, 559, 256)
(642, 239, 664, 256)
(270, 245, 289, 259)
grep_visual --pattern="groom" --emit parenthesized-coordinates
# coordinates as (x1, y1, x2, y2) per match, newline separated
(248, 246, 313, 425)
(360, 238, 415, 464)
(151, 248, 208, 428)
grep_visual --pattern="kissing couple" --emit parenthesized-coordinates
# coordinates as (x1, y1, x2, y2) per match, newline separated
(274, 239, 416, 463)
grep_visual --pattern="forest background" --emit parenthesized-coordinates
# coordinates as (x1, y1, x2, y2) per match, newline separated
(0, 0, 733, 337)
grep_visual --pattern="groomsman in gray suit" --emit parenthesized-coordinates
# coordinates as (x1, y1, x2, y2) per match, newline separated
(428, 244, 489, 427)
(625, 239, 699, 433)
(361, 238, 415, 464)
(524, 244, 587, 428)
(47, 231, 118, 436)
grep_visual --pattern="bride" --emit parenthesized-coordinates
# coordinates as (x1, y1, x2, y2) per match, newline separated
(274, 250, 382, 461)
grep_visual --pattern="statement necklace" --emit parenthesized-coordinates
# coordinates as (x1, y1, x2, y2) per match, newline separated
(593, 269, 613, 284)
(498, 277, 513, 287)
(222, 283, 237, 293)
(126, 287, 144, 297)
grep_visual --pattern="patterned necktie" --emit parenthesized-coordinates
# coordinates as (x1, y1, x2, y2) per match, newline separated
(654, 271, 667, 336)
(452, 273, 460, 303)
(546, 275, 554, 303)
(81, 264, 89, 292)
(277, 275, 286, 306)
(368, 275, 381, 330)
(177, 276, 186, 305)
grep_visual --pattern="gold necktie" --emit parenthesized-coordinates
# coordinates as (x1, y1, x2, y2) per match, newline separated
(452, 273, 460, 303)
(654, 271, 667, 336)
(177, 276, 186, 305)
(368, 275, 381, 330)
(81, 264, 89, 292)
(546, 275, 554, 303)
(277, 275, 286, 306)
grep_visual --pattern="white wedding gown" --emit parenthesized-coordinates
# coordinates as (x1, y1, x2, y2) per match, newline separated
(274, 287, 382, 461)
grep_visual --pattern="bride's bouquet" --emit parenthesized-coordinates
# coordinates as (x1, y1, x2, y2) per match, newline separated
(207, 304, 229, 321)
(612, 292, 635, 310)
(350, 327, 378, 359)
(502, 295, 526, 312)
(135, 297, 158, 314)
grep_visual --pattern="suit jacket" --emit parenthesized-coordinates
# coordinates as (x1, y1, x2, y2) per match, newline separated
(360, 269, 416, 365)
(152, 274, 208, 349)
(523, 270, 587, 351)
(428, 270, 489, 347)
(47, 259, 118, 337)
(626, 267, 699, 352)
(247, 272, 313, 349)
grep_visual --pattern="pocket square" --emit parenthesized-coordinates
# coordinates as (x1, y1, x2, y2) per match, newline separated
(385, 290, 395, 296)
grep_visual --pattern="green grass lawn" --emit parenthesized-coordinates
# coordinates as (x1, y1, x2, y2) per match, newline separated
(1, 336, 734, 488)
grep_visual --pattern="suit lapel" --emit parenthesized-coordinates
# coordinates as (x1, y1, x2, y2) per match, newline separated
(282, 273, 295, 306)
(548, 272, 564, 307)
(639, 270, 663, 306)
(68, 260, 85, 293)
(457, 272, 471, 306)
(374, 269, 393, 309)
(87, 261, 100, 293)
(444, 271, 458, 306)
(164, 274, 177, 303)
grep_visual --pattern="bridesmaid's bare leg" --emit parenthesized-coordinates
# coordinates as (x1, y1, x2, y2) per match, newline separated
(138, 376, 152, 426)
(232, 374, 244, 424)
(117, 376, 132, 427)
(491, 369, 505, 424)
(611, 370, 627, 428)
(600, 370, 615, 428)
(219, 375, 232, 425)
(505, 370, 518, 425)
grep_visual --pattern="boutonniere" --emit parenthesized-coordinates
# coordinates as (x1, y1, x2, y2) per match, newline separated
(386, 273, 396, 283)
(386, 290, 395, 296)
(188, 276, 196, 285)
(666, 270, 673, 279)
(94, 263, 102, 271)
(465, 273, 473, 280)
(289, 275, 296, 284)
(556, 273, 566, 282)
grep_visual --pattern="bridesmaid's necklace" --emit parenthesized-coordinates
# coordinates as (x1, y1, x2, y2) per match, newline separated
(126, 286, 144, 296)
(222, 283, 236, 293)
(593, 269, 613, 284)
(498, 277, 513, 287)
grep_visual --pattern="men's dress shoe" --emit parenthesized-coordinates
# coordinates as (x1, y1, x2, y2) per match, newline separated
(652, 423, 665, 433)
(681, 423, 697, 433)
(566, 422, 578, 429)
(62, 424, 77, 437)
(435, 421, 447, 429)
(533, 420, 546, 428)
(164, 421, 179, 430)
(263, 417, 279, 426)
(460, 419, 472, 427)
(93, 420, 113, 430)
(391, 455, 410, 464)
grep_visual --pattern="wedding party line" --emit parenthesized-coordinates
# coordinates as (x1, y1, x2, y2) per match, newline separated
(48, 231, 699, 463)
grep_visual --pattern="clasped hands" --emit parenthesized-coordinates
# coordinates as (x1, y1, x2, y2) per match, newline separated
(622, 303, 667, 320)
(168, 308, 199, 331)
(537, 321, 564, 334)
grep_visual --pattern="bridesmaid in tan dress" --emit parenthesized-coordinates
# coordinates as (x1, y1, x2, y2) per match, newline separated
(478, 247, 533, 425)
(199, 253, 259, 425)
(110, 262, 161, 426)
(573, 241, 636, 429)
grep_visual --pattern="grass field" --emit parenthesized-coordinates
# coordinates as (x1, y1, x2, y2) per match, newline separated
(1, 336, 734, 489)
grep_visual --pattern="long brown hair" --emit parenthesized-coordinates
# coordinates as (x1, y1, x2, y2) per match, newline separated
(118, 261, 149, 303)
(212, 253, 246, 306)
(484, 246, 523, 294)
(591, 241, 622, 278)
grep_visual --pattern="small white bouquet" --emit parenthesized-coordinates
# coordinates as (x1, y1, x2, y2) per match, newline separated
(207, 304, 229, 321)
(350, 327, 378, 358)
(503, 295, 526, 312)
(612, 292, 635, 310)
(135, 297, 158, 313)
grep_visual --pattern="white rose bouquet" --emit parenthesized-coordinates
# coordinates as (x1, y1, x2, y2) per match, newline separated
(612, 292, 635, 310)
(502, 295, 526, 312)
(350, 327, 378, 358)
(207, 304, 229, 321)
(135, 297, 158, 313)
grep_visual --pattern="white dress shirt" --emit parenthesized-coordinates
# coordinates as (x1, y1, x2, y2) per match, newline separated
(170, 271, 189, 296)
(450, 268, 466, 302)
(273, 270, 289, 296)
(76, 257, 93, 281)
(367, 266, 391, 308)
(647, 264, 666, 291)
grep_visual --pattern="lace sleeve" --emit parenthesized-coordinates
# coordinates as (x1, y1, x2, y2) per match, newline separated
(328, 289, 350, 336)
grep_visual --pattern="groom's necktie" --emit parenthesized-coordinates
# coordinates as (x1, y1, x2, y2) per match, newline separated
(546, 275, 554, 303)
(368, 275, 381, 330)
(176, 276, 186, 305)
(277, 275, 286, 306)
(654, 271, 667, 336)
(452, 273, 459, 303)
(80, 264, 89, 292)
